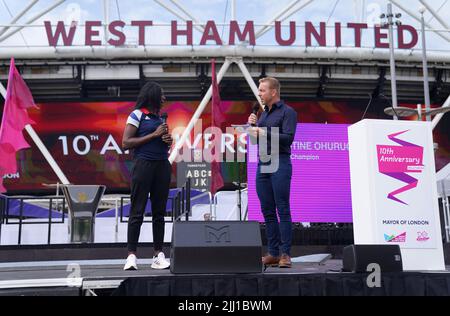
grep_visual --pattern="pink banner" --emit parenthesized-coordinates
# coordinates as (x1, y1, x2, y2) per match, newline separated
(377, 145, 424, 173)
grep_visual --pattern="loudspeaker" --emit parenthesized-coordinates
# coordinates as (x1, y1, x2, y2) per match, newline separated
(343, 244, 403, 272)
(170, 221, 262, 274)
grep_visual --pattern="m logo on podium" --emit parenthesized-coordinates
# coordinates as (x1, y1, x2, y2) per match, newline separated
(171, 221, 262, 273)
(204, 225, 231, 243)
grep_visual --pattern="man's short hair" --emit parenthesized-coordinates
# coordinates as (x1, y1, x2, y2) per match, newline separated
(259, 77, 280, 95)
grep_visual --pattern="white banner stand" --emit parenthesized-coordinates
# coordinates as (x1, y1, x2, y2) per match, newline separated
(348, 119, 445, 271)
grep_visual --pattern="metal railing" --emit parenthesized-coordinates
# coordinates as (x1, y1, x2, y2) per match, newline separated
(118, 196, 174, 224)
(212, 189, 248, 221)
(0, 180, 221, 245)
(173, 177, 191, 222)
(116, 178, 192, 223)
(0, 194, 66, 245)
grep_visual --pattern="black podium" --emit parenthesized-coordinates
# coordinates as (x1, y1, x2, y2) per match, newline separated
(62, 185, 106, 243)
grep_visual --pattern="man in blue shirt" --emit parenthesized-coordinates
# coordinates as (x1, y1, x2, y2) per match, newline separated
(248, 77, 297, 268)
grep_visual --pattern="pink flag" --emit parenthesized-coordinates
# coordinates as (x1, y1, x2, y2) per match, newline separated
(210, 59, 224, 195)
(0, 58, 36, 192)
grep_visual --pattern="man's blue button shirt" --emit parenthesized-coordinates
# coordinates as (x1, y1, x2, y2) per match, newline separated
(257, 100, 297, 155)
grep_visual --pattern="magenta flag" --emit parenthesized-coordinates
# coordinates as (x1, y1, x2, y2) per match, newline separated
(210, 59, 224, 195)
(0, 58, 36, 192)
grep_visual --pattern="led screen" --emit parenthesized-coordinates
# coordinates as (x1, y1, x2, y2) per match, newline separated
(247, 123, 353, 223)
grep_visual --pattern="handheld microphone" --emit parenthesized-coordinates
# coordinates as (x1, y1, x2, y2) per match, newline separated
(251, 103, 260, 127)
(160, 112, 169, 135)
(161, 112, 168, 124)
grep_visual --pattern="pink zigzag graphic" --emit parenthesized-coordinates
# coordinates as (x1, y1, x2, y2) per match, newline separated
(381, 130, 422, 205)
(387, 130, 419, 148)
(385, 173, 418, 205)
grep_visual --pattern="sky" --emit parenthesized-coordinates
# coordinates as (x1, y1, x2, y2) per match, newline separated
(0, 0, 449, 50)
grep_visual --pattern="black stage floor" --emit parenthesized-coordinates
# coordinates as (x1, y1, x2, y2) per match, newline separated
(0, 259, 449, 296)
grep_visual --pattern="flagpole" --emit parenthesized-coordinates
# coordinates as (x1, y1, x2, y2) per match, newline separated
(0, 83, 70, 185)
(168, 58, 232, 164)
(210, 58, 225, 195)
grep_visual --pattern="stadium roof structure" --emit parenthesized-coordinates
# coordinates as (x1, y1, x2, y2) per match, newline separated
(0, 0, 449, 118)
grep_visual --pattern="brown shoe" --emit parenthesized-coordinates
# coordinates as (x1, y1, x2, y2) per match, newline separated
(262, 254, 280, 267)
(279, 254, 292, 268)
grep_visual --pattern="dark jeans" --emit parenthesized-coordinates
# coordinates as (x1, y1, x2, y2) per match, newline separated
(127, 159, 171, 253)
(256, 155, 292, 257)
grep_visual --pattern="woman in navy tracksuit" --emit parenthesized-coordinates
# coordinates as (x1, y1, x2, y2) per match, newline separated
(122, 82, 172, 270)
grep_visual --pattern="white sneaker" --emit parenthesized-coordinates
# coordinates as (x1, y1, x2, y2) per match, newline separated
(123, 254, 138, 270)
(151, 252, 170, 270)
